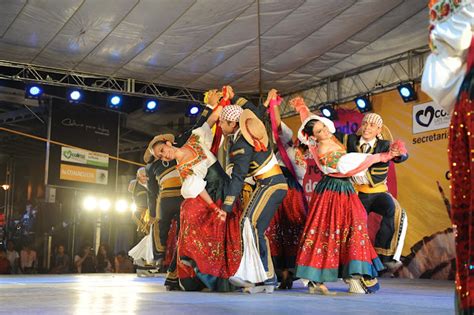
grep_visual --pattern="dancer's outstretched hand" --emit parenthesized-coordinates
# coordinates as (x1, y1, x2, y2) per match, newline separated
(289, 96, 306, 111)
(264, 89, 278, 107)
(222, 85, 234, 100)
(216, 209, 227, 222)
(206, 89, 221, 109)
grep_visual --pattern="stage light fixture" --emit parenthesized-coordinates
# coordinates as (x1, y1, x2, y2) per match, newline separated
(67, 89, 83, 103)
(354, 96, 372, 113)
(397, 83, 417, 103)
(115, 199, 128, 213)
(25, 85, 43, 99)
(144, 100, 158, 113)
(83, 196, 97, 211)
(185, 104, 200, 117)
(107, 95, 122, 109)
(98, 198, 111, 212)
(319, 105, 338, 121)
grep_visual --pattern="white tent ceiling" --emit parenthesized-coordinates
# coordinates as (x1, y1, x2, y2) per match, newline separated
(0, 0, 429, 94)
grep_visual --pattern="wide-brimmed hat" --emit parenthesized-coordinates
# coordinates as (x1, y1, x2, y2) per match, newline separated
(143, 134, 175, 163)
(297, 115, 336, 145)
(239, 109, 268, 152)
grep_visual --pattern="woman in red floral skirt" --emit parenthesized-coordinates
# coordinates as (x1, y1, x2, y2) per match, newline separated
(290, 97, 405, 295)
(151, 90, 242, 292)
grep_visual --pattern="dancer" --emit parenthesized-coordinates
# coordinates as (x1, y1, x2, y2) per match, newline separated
(291, 97, 404, 294)
(151, 90, 242, 291)
(343, 113, 408, 269)
(218, 98, 288, 294)
(422, 1, 473, 313)
(128, 167, 149, 236)
(264, 90, 308, 290)
(140, 100, 213, 285)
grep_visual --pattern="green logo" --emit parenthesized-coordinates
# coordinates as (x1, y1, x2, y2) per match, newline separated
(63, 150, 72, 159)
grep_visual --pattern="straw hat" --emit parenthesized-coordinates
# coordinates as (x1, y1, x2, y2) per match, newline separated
(239, 109, 268, 152)
(143, 134, 175, 163)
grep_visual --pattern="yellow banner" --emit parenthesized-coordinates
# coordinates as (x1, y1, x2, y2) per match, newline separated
(372, 88, 451, 256)
(60, 164, 108, 185)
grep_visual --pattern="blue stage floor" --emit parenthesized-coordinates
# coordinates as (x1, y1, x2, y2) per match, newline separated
(0, 274, 454, 314)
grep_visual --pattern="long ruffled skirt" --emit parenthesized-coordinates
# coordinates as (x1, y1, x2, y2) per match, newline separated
(177, 197, 242, 292)
(296, 176, 384, 282)
(449, 53, 474, 314)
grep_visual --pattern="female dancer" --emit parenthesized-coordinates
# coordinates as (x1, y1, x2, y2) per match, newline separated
(422, 1, 473, 312)
(290, 97, 404, 294)
(265, 90, 308, 290)
(152, 90, 242, 292)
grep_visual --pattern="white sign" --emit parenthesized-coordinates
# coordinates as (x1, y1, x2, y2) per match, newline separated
(412, 101, 451, 134)
(61, 147, 109, 168)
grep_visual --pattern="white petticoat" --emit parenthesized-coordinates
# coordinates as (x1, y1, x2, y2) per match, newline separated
(128, 226, 154, 264)
(232, 218, 268, 283)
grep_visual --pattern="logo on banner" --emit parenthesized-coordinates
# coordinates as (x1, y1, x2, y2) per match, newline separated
(61, 147, 109, 168)
(412, 102, 450, 134)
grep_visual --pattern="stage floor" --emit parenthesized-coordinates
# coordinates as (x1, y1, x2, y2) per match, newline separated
(0, 274, 453, 314)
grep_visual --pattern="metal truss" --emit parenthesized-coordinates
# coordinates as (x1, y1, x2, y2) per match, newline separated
(279, 46, 431, 117)
(0, 60, 204, 104)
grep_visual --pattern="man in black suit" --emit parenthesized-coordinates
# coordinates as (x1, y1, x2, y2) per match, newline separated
(341, 113, 408, 269)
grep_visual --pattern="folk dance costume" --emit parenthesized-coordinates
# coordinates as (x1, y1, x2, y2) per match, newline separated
(129, 106, 213, 284)
(422, 1, 474, 313)
(128, 167, 150, 236)
(265, 107, 308, 289)
(145, 147, 182, 273)
(128, 135, 183, 277)
(343, 113, 409, 266)
(221, 105, 288, 293)
(174, 122, 242, 292)
(292, 100, 398, 294)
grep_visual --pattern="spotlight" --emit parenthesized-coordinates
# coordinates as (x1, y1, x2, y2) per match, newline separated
(107, 95, 122, 109)
(144, 100, 158, 113)
(25, 85, 43, 99)
(67, 89, 82, 103)
(186, 104, 200, 117)
(115, 199, 128, 213)
(397, 83, 417, 102)
(319, 105, 338, 121)
(354, 96, 372, 113)
(83, 196, 97, 211)
(98, 198, 111, 212)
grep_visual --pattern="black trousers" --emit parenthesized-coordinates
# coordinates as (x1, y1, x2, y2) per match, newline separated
(358, 191, 395, 263)
(243, 174, 288, 279)
(153, 195, 182, 260)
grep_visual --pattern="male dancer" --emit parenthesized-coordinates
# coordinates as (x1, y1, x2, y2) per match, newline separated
(342, 113, 408, 269)
(219, 97, 288, 293)
(128, 167, 149, 235)
(145, 100, 214, 288)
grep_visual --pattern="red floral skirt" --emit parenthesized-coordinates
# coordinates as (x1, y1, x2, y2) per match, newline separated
(177, 197, 242, 291)
(266, 181, 307, 269)
(449, 57, 474, 313)
(163, 219, 177, 270)
(296, 176, 383, 282)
